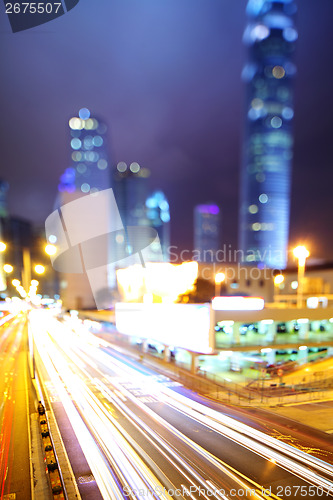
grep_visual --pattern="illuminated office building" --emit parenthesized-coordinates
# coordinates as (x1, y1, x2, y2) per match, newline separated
(0, 180, 9, 218)
(145, 190, 170, 261)
(114, 163, 170, 262)
(114, 161, 150, 228)
(239, 0, 297, 268)
(58, 107, 111, 195)
(194, 204, 220, 262)
(55, 108, 114, 309)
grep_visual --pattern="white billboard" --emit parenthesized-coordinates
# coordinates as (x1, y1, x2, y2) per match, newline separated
(115, 302, 212, 353)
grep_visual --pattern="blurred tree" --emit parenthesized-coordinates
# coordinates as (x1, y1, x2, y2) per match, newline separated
(177, 278, 215, 303)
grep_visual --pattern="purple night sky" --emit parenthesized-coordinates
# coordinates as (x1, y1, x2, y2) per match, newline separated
(1, 0, 333, 261)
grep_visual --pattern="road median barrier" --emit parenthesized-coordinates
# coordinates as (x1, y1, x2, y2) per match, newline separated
(37, 401, 66, 500)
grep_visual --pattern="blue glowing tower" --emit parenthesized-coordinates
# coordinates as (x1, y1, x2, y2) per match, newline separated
(239, 0, 297, 269)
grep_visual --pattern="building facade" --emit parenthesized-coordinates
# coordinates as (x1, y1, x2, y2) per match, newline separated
(55, 108, 114, 309)
(194, 204, 220, 263)
(239, 0, 297, 269)
(58, 107, 111, 196)
(114, 163, 170, 262)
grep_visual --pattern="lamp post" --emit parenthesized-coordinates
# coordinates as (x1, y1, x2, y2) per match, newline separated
(293, 246, 310, 308)
(45, 244, 57, 256)
(34, 264, 45, 275)
(3, 264, 13, 274)
(215, 272, 226, 297)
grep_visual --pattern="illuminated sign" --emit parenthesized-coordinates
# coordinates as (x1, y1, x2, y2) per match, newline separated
(115, 302, 212, 353)
(212, 296, 264, 311)
(117, 261, 198, 303)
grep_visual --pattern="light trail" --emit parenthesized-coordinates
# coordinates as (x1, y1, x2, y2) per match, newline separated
(29, 310, 333, 499)
(62, 318, 333, 493)
(0, 316, 25, 499)
(31, 311, 174, 500)
(31, 310, 265, 499)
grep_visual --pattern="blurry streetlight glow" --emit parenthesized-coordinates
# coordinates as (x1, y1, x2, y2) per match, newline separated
(215, 272, 226, 297)
(293, 245, 310, 265)
(274, 274, 284, 286)
(3, 264, 13, 273)
(31, 280, 39, 286)
(34, 264, 45, 275)
(215, 272, 226, 285)
(45, 244, 57, 256)
(12, 279, 20, 287)
(293, 245, 310, 308)
(0, 242, 6, 252)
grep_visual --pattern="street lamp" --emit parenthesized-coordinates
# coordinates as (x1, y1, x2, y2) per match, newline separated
(215, 272, 226, 297)
(293, 245, 310, 308)
(3, 264, 13, 274)
(34, 264, 45, 275)
(45, 244, 57, 256)
(273, 273, 284, 302)
(0, 242, 6, 252)
(274, 274, 284, 286)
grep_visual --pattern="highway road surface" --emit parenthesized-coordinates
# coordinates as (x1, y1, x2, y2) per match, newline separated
(0, 313, 32, 500)
(29, 309, 333, 500)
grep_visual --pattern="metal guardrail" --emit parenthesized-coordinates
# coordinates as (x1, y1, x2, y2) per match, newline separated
(168, 362, 333, 405)
(78, 322, 333, 406)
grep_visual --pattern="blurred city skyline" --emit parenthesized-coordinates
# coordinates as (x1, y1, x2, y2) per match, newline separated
(1, 0, 333, 260)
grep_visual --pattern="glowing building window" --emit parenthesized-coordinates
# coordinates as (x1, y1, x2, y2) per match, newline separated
(130, 162, 140, 173)
(83, 136, 94, 149)
(79, 108, 90, 120)
(271, 116, 282, 129)
(272, 66, 285, 79)
(81, 183, 90, 193)
(93, 136, 103, 147)
(76, 164, 87, 174)
(69, 117, 84, 130)
(251, 98, 264, 110)
(259, 193, 268, 204)
(249, 204, 259, 214)
(72, 151, 82, 161)
(117, 161, 127, 172)
(161, 212, 170, 223)
(71, 138, 82, 150)
(283, 27, 298, 42)
(84, 118, 98, 130)
(250, 24, 270, 42)
(98, 159, 108, 170)
(282, 107, 294, 120)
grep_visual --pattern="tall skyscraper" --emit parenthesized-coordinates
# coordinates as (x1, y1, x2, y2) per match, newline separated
(145, 190, 170, 261)
(54, 108, 114, 309)
(114, 162, 170, 262)
(113, 161, 151, 229)
(239, 0, 297, 269)
(194, 204, 220, 262)
(58, 108, 111, 196)
(0, 180, 9, 218)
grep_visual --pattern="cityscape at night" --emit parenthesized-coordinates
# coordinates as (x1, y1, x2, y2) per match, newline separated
(1, 1, 333, 500)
